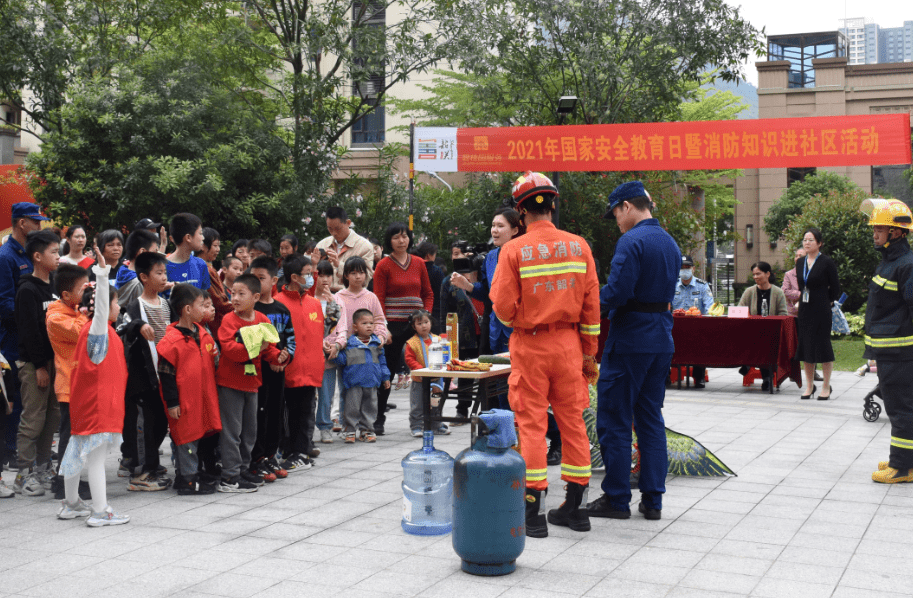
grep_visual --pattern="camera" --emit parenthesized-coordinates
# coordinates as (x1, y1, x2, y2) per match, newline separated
(453, 240, 490, 275)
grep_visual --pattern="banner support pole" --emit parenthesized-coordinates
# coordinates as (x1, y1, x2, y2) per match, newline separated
(409, 121, 415, 232)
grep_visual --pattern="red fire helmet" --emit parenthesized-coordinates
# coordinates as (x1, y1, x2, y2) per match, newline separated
(509, 171, 558, 212)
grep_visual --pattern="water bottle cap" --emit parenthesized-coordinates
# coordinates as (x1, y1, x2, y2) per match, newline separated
(478, 409, 517, 448)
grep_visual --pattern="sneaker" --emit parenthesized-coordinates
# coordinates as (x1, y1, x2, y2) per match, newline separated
(218, 475, 258, 493)
(249, 461, 277, 484)
(240, 470, 265, 487)
(281, 453, 313, 472)
(36, 467, 56, 490)
(175, 476, 216, 495)
(14, 471, 45, 497)
(344, 434, 356, 444)
(359, 431, 377, 443)
(265, 457, 289, 479)
(320, 429, 334, 444)
(118, 457, 136, 478)
(308, 447, 320, 458)
(127, 471, 170, 492)
(57, 498, 93, 519)
(332, 419, 342, 432)
(411, 428, 423, 438)
(86, 506, 130, 527)
(435, 424, 451, 435)
(0, 479, 14, 499)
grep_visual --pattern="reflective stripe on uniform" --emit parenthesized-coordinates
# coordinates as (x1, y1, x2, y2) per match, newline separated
(873, 275, 898, 291)
(526, 468, 548, 481)
(580, 323, 600, 336)
(560, 463, 592, 477)
(497, 316, 512, 327)
(864, 335, 913, 348)
(518, 261, 588, 279)
(891, 436, 913, 450)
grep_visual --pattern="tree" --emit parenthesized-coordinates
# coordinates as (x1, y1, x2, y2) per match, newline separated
(782, 188, 879, 313)
(391, 0, 763, 128)
(763, 171, 860, 241)
(23, 60, 296, 243)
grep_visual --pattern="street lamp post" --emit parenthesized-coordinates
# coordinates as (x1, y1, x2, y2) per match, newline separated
(553, 95, 578, 228)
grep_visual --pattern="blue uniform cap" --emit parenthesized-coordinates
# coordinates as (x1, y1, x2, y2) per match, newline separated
(681, 255, 693, 267)
(11, 202, 50, 222)
(603, 181, 650, 220)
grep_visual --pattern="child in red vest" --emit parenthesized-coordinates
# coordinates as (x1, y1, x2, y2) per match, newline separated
(57, 257, 130, 527)
(275, 255, 325, 471)
(157, 284, 222, 495)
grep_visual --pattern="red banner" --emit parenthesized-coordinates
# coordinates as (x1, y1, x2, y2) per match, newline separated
(454, 114, 912, 172)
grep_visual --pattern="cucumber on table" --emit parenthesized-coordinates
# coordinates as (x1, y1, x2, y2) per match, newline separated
(478, 355, 510, 364)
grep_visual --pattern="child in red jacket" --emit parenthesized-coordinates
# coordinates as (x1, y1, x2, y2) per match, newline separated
(158, 284, 222, 495)
(275, 255, 325, 471)
(57, 258, 130, 527)
(216, 274, 286, 493)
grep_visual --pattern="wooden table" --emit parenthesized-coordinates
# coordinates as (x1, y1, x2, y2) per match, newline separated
(410, 364, 511, 431)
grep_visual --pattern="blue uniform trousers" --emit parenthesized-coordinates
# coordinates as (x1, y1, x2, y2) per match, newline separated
(597, 350, 672, 511)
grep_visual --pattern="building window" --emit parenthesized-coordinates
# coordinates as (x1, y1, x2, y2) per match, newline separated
(351, 105, 385, 145)
(873, 165, 913, 204)
(351, 1, 385, 147)
(787, 167, 816, 187)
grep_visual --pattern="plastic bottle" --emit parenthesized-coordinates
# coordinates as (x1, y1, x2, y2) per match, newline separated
(761, 298, 768, 317)
(401, 431, 454, 535)
(441, 332, 451, 365)
(429, 337, 444, 370)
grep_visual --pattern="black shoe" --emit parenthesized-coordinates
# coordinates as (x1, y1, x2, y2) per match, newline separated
(693, 381, 705, 389)
(374, 425, 385, 436)
(547, 483, 591, 532)
(801, 384, 817, 400)
(387, 403, 397, 410)
(546, 443, 562, 466)
(176, 475, 216, 495)
(638, 501, 661, 520)
(525, 489, 548, 538)
(586, 493, 631, 519)
(817, 385, 834, 401)
(240, 470, 265, 487)
(738, 366, 749, 376)
(814, 372, 824, 382)
(761, 378, 770, 391)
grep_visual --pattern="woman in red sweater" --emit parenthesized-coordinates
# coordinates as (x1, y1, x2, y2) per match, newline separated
(372, 222, 433, 435)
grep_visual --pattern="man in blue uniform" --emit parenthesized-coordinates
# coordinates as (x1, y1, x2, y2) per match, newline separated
(671, 255, 713, 388)
(0, 203, 48, 469)
(587, 181, 680, 521)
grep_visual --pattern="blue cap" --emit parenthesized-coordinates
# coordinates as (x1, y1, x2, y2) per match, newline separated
(603, 181, 650, 219)
(11, 202, 50, 222)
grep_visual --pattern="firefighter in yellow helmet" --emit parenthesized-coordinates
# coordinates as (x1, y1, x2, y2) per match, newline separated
(860, 198, 913, 483)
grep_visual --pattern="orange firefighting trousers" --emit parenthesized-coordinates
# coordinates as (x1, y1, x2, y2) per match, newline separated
(509, 327, 592, 491)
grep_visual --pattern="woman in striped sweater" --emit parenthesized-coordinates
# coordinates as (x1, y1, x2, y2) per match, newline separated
(371, 223, 433, 435)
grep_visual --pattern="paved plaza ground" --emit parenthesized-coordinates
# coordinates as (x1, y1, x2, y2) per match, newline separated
(1, 367, 910, 598)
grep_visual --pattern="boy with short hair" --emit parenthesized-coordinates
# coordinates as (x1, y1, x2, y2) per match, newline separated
(335, 309, 390, 443)
(221, 256, 244, 298)
(276, 255, 325, 470)
(117, 228, 161, 308)
(249, 256, 295, 481)
(158, 284, 222, 495)
(14, 229, 61, 496)
(166, 213, 210, 290)
(46, 264, 92, 499)
(247, 239, 272, 261)
(217, 273, 287, 492)
(117, 251, 173, 491)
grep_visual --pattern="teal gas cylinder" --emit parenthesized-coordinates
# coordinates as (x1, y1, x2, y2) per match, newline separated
(452, 410, 526, 576)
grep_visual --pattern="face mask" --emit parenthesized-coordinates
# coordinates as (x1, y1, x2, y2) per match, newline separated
(302, 274, 314, 290)
(679, 269, 692, 282)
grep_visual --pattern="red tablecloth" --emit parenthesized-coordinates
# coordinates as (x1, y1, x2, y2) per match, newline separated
(671, 315, 802, 388)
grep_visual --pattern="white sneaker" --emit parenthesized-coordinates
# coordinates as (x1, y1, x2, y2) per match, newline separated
(58, 498, 93, 519)
(36, 467, 56, 490)
(320, 429, 333, 444)
(14, 472, 45, 496)
(0, 479, 14, 499)
(411, 429, 423, 437)
(435, 424, 451, 436)
(86, 506, 130, 527)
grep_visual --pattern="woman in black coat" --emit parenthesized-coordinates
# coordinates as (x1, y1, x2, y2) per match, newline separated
(796, 227, 841, 400)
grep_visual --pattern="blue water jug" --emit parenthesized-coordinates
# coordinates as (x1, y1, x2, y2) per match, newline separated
(401, 431, 454, 535)
(453, 410, 526, 576)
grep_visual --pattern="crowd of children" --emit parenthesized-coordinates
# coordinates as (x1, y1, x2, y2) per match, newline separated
(0, 210, 450, 526)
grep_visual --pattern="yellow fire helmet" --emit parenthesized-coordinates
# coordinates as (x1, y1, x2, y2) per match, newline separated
(860, 198, 913, 230)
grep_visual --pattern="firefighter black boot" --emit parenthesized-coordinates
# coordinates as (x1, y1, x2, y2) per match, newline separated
(525, 489, 548, 538)
(547, 482, 591, 532)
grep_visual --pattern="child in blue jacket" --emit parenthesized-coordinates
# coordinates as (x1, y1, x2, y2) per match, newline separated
(335, 309, 390, 443)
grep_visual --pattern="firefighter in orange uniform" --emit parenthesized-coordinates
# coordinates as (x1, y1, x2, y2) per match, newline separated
(490, 171, 601, 538)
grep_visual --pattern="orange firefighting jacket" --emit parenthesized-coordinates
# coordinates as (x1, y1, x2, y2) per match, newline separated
(490, 220, 601, 356)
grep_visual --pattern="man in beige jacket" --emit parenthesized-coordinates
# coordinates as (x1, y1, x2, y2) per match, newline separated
(316, 207, 375, 293)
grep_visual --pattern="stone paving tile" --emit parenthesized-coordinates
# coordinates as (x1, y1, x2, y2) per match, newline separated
(2, 371, 912, 598)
